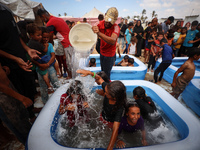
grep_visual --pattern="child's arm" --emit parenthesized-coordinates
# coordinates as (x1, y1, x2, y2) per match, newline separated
(127, 43, 131, 54)
(107, 121, 121, 150)
(141, 130, 148, 146)
(171, 62, 188, 88)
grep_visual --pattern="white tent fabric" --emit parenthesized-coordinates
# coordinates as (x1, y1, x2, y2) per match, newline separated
(82, 7, 104, 18)
(0, 0, 40, 20)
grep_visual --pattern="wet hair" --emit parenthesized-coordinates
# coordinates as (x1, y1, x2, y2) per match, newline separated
(98, 14, 104, 21)
(125, 101, 140, 114)
(191, 20, 199, 27)
(160, 38, 168, 44)
(26, 23, 41, 35)
(128, 58, 134, 64)
(131, 36, 138, 43)
(66, 80, 85, 98)
(89, 58, 96, 66)
(187, 47, 200, 58)
(128, 22, 133, 27)
(124, 55, 129, 59)
(133, 86, 154, 107)
(157, 31, 164, 36)
(182, 27, 187, 31)
(37, 8, 49, 17)
(96, 71, 110, 83)
(107, 81, 127, 112)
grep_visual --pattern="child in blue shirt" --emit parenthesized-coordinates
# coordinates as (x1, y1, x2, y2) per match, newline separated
(181, 20, 199, 56)
(154, 38, 174, 83)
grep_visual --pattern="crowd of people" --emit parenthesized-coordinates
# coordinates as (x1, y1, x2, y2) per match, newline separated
(1, 3, 200, 150)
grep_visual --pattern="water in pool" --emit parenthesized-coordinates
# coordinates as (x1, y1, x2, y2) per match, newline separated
(52, 80, 180, 149)
(172, 59, 200, 72)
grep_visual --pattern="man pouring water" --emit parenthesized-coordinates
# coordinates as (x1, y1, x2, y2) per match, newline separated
(92, 7, 120, 79)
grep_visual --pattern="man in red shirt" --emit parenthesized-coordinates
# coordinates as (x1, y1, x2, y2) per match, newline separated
(92, 7, 120, 79)
(37, 9, 73, 78)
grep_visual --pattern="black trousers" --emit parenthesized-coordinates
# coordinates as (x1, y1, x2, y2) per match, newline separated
(148, 54, 156, 70)
(154, 62, 171, 83)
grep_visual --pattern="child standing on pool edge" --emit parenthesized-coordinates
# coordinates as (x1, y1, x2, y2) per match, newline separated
(171, 48, 200, 99)
(77, 69, 127, 150)
(59, 80, 89, 127)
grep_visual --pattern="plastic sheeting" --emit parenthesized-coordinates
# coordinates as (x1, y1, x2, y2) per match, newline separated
(0, 0, 40, 20)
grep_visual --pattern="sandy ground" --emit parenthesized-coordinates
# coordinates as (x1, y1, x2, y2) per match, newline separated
(0, 47, 199, 150)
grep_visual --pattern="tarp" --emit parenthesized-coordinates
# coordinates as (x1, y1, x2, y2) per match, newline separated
(82, 7, 104, 18)
(0, 0, 41, 20)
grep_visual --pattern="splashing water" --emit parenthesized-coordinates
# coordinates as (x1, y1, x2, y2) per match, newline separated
(53, 88, 180, 149)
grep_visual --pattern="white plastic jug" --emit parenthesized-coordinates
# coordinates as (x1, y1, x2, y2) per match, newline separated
(69, 23, 97, 53)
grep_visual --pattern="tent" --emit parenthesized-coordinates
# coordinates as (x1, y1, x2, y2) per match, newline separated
(61, 7, 121, 26)
(82, 7, 104, 18)
(0, 0, 43, 25)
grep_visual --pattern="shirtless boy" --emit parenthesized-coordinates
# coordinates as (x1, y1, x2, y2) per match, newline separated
(171, 47, 200, 99)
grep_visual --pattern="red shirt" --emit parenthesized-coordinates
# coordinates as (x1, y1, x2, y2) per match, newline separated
(97, 20, 120, 57)
(46, 16, 71, 48)
(60, 93, 88, 127)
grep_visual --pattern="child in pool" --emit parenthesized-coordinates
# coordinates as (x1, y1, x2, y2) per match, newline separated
(59, 80, 89, 127)
(116, 102, 147, 148)
(171, 48, 200, 99)
(41, 27, 61, 78)
(116, 55, 129, 66)
(77, 69, 127, 150)
(27, 23, 54, 93)
(133, 86, 163, 125)
(127, 58, 134, 67)
(89, 58, 96, 67)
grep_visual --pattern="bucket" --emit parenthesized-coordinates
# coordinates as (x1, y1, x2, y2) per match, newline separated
(69, 23, 97, 54)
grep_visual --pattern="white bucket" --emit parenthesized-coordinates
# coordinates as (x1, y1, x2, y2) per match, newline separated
(69, 23, 97, 54)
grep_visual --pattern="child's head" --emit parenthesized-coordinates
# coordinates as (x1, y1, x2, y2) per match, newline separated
(181, 27, 187, 34)
(167, 33, 174, 40)
(188, 47, 200, 60)
(131, 36, 138, 44)
(96, 71, 110, 83)
(125, 102, 141, 124)
(148, 22, 152, 27)
(177, 27, 182, 33)
(67, 80, 84, 96)
(89, 58, 96, 67)
(157, 31, 164, 41)
(160, 38, 168, 46)
(191, 20, 199, 30)
(133, 86, 146, 100)
(106, 81, 127, 111)
(26, 23, 42, 42)
(151, 28, 157, 35)
(128, 58, 134, 66)
(124, 55, 129, 62)
(128, 22, 133, 28)
(41, 27, 50, 43)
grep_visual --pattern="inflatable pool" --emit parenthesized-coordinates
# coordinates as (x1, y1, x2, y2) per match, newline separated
(87, 54, 147, 80)
(154, 57, 200, 84)
(26, 80, 200, 150)
(182, 79, 200, 116)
